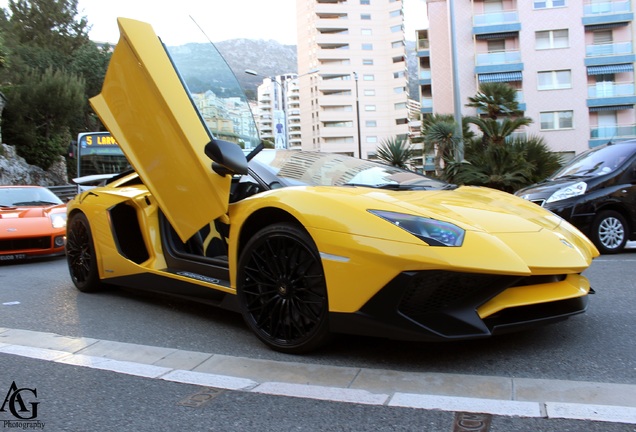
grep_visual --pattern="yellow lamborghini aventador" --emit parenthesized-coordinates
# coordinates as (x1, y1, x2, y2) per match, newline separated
(66, 18, 599, 353)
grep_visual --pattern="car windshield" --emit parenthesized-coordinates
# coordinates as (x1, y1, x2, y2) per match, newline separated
(0, 187, 63, 207)
(251, 150, 449, 190)
(162, 22, 260, 150)
(551, 143, 636, 179)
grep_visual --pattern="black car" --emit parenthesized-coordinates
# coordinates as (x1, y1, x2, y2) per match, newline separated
(516, 140, 636, 254)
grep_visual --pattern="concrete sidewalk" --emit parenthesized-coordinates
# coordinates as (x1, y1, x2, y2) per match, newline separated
(1, 327, 635, 424)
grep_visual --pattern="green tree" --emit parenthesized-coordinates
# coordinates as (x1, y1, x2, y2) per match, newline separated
(423, 119, 458, 177)
(448, 142, 532, 193)
(376, 136, 414, 168)
(465, 82, 521, 119)
(3, 0, 89, 55)
(445, 82, 562, 192)
(508, 135, 563, 184)
(466, 116, 533, 147)
(2, 66, 85, 169)
(0, 0, 107, 171)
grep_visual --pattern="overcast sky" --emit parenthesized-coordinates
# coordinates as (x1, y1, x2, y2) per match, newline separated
(0, 0, 428, 44)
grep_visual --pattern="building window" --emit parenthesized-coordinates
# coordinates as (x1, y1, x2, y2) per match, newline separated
(362, 43, 373, 50)
(362, 59, 374, 65)
(366, 136, 378, 143)
(363, 74, 374, 81)
(393, 71, 405, 79)
(364, 89, 376, 96)
(324, 137, 354, 144)
(366, 120, 377, 127)
(487, 39, 505, 53)
(360, 0, 370, 4)
(540, 111, 573, 130)
(365, 105, 377, 111)
(394, 102, 407, 110)
(537, 70, 572, 90)
(389, 9, 401, 18)
(361, 13, 371, 20)
(361, 28, 372, 36)
(536, 29, 568, 49)
(393, 86, 405, 94)
(390, 25, 402, 33)
(534, 0, 566, 9)
(391, 41, 404, 49)
(323, 105, 353, 112)
(324, 121, 353, 127)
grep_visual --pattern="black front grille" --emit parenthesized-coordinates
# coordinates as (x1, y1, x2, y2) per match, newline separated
(398, 271, 517, 323)
(0, 236, 51, 251)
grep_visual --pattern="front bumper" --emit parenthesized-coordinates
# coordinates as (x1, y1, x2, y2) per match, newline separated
(329, 270, 589, 342)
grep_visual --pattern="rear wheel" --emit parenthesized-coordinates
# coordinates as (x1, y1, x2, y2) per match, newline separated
(237, 223, 330, 353)
(590, 210, 628, 254)
(66, 212, 104, 292)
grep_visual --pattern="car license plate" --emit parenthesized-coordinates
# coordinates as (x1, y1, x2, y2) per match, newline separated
(0, 254, 27, 261)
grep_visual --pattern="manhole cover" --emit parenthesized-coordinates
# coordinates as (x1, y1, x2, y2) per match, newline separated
(177, 387, 225, 408)
(452, 412, 492, 432)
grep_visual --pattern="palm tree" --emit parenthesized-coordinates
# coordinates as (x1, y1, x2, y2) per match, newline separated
(466, 116, 533, 147)
(508, 135, 563, 184)
(466, 82, 521, 119)
(450, 143, 533, 193)
(423, 120, 458, 177)
(376, 136, 414, 169)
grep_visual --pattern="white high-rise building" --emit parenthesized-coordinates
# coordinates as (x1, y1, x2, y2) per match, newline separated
(252, 73, 301, 149)
(296, 0, 410, 158)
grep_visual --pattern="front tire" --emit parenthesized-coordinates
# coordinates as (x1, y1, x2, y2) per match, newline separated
(237, 223, 330, 354)
(66, 212, 104, 292)
(590, 210, 628, 254)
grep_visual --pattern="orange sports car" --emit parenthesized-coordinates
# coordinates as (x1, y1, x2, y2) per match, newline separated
(0, 186, 67, 261)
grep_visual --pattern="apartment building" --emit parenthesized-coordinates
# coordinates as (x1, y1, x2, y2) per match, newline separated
(252, 74, 302, 149)
(296, 0, 410, 158)
(421, 0, 636, 159)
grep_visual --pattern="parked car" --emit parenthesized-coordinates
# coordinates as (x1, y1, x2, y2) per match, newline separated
(66, 18, 598, 353)
(0, 186, 67, 261)
(516, 140, 636, 254)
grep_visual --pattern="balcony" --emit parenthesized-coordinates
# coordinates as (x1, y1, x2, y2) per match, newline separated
(587, 81, 636, 108)
(473, 10, 520, 38)
(417, 38, 429, 57)
(585, 42, 636, 66)
(475, 50, 524, 74)
(420, 97, 433, 114)
(419, 69, 431, 85)
(589, 123, 636, 147)
(583, 0, 634, 27)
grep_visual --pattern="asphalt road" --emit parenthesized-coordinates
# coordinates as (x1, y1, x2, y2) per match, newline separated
(1, 248, 635, 431)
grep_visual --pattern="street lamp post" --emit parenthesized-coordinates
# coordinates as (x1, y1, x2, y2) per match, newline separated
(353, 72, 362, 159)
(449, 0, 464, 162)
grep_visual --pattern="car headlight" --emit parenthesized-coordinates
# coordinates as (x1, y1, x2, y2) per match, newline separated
(369, 210, 465, 247)
(546, 181, 587, 203)
(50, 212, 67, 229)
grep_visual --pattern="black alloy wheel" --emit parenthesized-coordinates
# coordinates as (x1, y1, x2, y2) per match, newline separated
(591, 210, 628, 254)
(66, 212, 104, 292)
(237, 223, 330, 354)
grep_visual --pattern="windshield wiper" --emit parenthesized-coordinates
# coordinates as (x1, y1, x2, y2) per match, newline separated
(553, 174, 588, 180)
(11, 201, 59, 206)
(344, 183, 439, 190)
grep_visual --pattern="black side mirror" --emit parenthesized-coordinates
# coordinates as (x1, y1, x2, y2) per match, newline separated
(204, 139, 248, 177)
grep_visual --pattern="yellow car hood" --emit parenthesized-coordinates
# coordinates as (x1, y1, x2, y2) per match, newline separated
(387, 186, 562, 233)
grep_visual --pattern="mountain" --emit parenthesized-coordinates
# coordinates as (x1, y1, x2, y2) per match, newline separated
(215, 39, 298, 99)
(213, 38, 418, 100)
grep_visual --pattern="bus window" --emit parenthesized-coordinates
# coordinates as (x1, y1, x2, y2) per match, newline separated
(76, 132, 130, 178)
